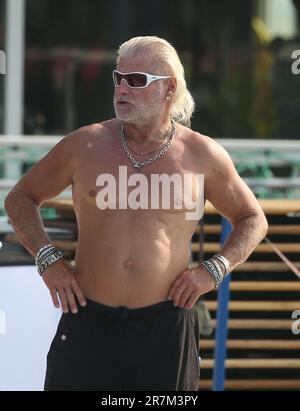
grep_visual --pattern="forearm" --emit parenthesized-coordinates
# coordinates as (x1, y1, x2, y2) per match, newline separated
(217, 213, 268, 272)
(4, 189, 52, 258)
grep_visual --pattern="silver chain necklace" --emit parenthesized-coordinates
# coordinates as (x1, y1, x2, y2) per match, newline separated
(120, 119, 176, 169)
(124, 121, 174, 156)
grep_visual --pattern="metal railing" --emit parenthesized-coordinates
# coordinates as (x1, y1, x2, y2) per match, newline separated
(1, 136, 300, 217)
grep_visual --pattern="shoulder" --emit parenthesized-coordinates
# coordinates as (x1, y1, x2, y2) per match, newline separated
(63, 118, 117, 144)
(41, 119, 118, 172)
(176, 123, 220, 151)
(177, 124, 234, 173)
(55, 119, 118, 157)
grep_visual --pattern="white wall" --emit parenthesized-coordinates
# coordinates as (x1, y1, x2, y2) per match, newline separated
(0, 265, 61, 391)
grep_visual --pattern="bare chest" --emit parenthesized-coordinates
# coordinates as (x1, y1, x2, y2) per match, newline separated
(72, 138, 205, 220)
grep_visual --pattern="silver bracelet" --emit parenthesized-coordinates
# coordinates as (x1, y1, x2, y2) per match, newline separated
(201, 260, 223, 288)
(37, 247, 61, 265)
(37, 247, 56, 265)
(37, 249, 63, 276)
(35, 244, 55, 263)
(214, 254, 230, 276)
(210, 258, 225, 278)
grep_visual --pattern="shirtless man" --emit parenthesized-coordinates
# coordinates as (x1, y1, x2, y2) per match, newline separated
(4, 36, 268, 391)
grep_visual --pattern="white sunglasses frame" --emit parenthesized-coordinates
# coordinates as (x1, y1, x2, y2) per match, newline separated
(112, 70, 171, 89)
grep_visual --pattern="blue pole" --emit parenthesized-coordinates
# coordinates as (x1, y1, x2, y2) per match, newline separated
(212, 217, 232, 391)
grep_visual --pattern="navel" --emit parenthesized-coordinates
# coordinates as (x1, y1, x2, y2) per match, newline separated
(123, 260, 135, 269)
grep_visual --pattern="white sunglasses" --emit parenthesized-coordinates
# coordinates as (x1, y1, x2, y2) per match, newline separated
(112, 70, 171, 89)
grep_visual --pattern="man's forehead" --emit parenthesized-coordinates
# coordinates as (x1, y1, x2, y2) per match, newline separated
(117, 54, 159, 73)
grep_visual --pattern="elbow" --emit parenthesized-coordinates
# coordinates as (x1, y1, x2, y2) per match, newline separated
(259, 212, 269, 239)
(263, 216, 269, 236)
(249, 208, 269, 239)
(4, 190, 18, 217)
(233, 210, 268, 240)
(4, 190, 13, 214)
(4, 187, 35, 215)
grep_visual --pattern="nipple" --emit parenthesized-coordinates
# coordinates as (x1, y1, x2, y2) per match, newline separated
(89, 190, 96, 197)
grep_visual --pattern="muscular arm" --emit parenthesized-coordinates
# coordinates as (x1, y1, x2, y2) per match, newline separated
(4, 188, 52, 258)
(4, 131, 76, 257)
(4, 128, 87, 312)
(204, 139, 268, 272)
(168, 135, 268, 308)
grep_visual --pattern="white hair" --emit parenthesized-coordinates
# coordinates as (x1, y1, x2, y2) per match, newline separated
(116, 36, 195, 128)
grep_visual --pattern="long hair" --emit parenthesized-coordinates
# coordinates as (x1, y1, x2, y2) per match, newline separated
(116, 36, 195, 127)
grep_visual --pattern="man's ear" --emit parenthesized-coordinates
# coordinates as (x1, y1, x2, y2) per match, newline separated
(167, 77, 177, 94)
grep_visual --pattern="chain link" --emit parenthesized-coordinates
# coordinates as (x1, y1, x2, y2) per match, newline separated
(124, 121, 174, 156)
(120, 119, 176, 169)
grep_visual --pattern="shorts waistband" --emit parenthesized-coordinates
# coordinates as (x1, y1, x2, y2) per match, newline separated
(83, 297, 180, 319)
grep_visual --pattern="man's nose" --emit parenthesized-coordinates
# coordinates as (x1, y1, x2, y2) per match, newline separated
(117, 78, 130, 92)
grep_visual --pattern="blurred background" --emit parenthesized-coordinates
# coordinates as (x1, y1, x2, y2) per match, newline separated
(1, 0, 300, 137)
(0, 0, 300, 391)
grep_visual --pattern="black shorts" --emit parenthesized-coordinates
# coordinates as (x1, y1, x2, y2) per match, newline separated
(44, 298, 200, 391)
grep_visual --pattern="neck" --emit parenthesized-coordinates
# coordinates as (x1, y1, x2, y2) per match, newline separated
(121, 115, 173, 144)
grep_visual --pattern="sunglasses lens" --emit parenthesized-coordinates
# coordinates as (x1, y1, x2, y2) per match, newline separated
(126, 73, 147, 87)
(113, 71, 147, 88)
